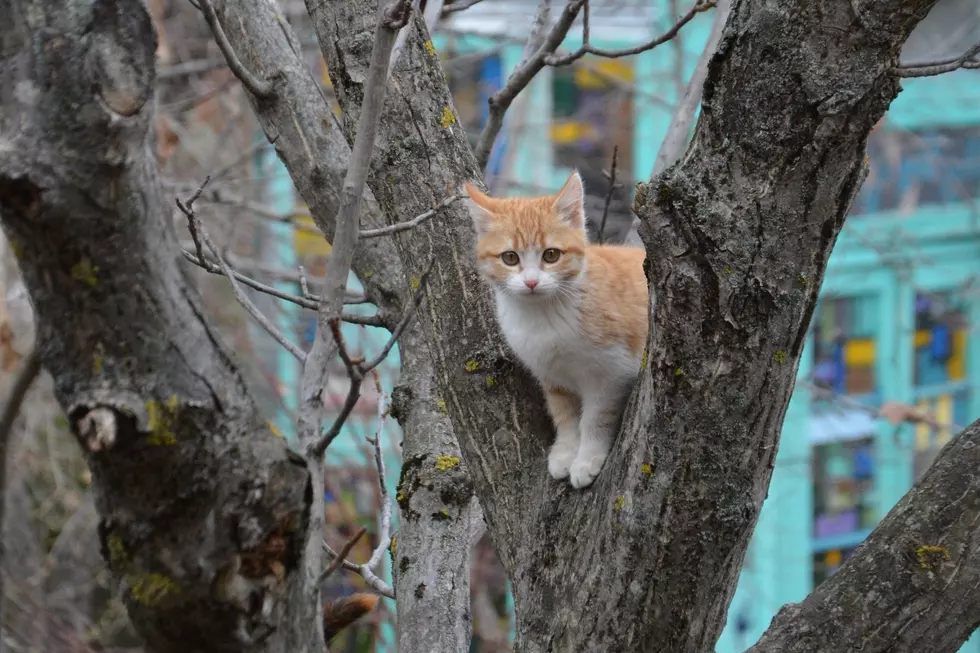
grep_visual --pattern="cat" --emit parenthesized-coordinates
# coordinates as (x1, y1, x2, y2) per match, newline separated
(463, 170, 649, 489)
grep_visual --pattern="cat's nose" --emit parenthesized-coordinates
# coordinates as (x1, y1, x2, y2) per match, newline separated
(524, 279, 538, 290)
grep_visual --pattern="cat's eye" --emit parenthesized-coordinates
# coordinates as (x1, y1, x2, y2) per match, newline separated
(500, 251, 520, 266)
(542, 248, 562, 264)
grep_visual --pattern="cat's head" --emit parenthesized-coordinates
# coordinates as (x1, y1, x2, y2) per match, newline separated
(463, 171, 587, 299)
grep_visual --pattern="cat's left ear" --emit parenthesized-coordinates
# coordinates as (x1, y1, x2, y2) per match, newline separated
(462, 182, 495, 233)
(553, 170, 585, 229)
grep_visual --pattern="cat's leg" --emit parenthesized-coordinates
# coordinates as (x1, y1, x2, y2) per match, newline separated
(569, 387, 626, 489)
(544, 386, 581, 480)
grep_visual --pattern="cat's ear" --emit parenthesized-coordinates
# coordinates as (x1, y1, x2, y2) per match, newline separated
(462, 182, 495, 233)
(553, 170, 585, 229)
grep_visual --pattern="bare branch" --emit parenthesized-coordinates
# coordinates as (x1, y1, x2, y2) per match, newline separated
(895, 41, 980, 78)
(472, 0, 585, 170)
(652, 0, 730, 176)
(359, 195, 463, 239)
(311, 259, 434, 456)
(320, 527, 367, 583)
(320, 380, 395, 599)
(545, 0, 715, 66)
(176, 180, 307, 362)
(597, 145, 618, 245)
(440, 0, 485, 16)
(196, 0, 275, 97)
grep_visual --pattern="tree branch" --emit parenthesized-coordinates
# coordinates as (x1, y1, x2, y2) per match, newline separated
(472, 0, 585, 170)
(895, 40, 980, 77)
(176, 180, 308, 363)
(196, 0, 275, 97)
(750, 416, 980, 653)
(359, 195, 462, 238)
(651, 0, 730, 177)
(544, 0, 715, 66)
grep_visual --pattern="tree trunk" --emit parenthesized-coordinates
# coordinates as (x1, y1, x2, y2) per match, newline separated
(0, 1, 316, 651)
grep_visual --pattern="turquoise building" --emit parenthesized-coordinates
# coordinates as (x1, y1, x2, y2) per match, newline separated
(260, 0, 980, 649)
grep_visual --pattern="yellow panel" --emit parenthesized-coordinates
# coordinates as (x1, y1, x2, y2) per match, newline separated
(914, 330, 931, 348)
(294, 213, 332, 258)
(550, 121, 595, 145)
(844, 339, 875, 367)
(594, 59, 634, 83)
(936, 394, 952, 446)
(573, 66, 606, 90)
(914, 399, 931, 451)
(824, 549, 842, 567)
(948, 328, 967, 380)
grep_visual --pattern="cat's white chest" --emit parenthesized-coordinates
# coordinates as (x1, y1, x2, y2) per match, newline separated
(494, 292, 622, 394)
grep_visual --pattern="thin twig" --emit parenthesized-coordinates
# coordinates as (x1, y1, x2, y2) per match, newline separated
(180, 250, 385, 326)
(360, 195, 463, 238)
(473, 0, 586, 171)
(320, 382, 395, 598)
(545, 0, 715, 66)
(197, 0, 275, 97)
(209, 136, 276, 182)
(440, 0, 485, 16)
(320, 527, 367, 583)
(598, 145, 618, 245)
(895, 41, 980, 78)
(653, 0, 730, 177)
(311, 259, 435, 456)
(176, 179, 307, 362)
(800, 380, 962, 434)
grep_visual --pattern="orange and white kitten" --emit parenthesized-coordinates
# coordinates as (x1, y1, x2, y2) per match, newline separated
(464, 171, 649, 489)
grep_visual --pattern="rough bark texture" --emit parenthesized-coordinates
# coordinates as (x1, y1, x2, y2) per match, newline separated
(0, 1, 315, 651)
(315, 1, 960, 652)
(748, 418, 980, 653)
(208, 3, 480, 651)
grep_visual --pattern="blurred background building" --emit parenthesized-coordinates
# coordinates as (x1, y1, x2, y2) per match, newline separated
(1, 0, 978, 652)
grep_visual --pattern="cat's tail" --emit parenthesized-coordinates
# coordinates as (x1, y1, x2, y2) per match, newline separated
(323, 592, 379, 640)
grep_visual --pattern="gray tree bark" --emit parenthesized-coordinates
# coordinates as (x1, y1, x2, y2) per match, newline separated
(5, 0, 980, 652)
(0, 1, 317, 651)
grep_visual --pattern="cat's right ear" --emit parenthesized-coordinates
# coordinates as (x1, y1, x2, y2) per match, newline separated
(462, 182, 495, 234)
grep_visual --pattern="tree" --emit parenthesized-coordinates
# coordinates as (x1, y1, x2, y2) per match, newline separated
(2, 0, 979, 652)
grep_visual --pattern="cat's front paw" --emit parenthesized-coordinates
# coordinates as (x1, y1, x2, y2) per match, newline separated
(569, 453, 607, 489)
(548, 443, 577, 480)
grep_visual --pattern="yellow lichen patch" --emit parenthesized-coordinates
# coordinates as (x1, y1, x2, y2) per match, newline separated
(128, 573, 182, 606)
(389, 535, 397, 556)
(464, 359, 480, 372)
(410, 276, 420, 292)
(107, 534, 128, 568)
(268, 421, 284, 439)
(424, 40, 436, 56)
(439, 106, 456, 129)
(71, 258, 99, 287)
(435, 399, 448, 415)
(435, 455, 461, 471)
(915, 544, 950, 570)
(640, 463, 653, 478)
(145, 396, 179, 446)
(93, 350, 104, 375)
(796, 273, 809, 288)
(396, 489, 406, 504)
(675, 368, 683, 377)
(723, 266, 734, 276)
(485, 376, 497, 387)
(613, 495, 625, 512)
(640, 347, 648, 371)
(773, 350, 787, 364)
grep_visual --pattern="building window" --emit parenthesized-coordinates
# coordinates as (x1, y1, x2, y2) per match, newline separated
(811, 295, 879, 400)
(812, 437, 876, 543)
(551, 60, 634, 195)
(813, 546, 857, 587)
(913, 292, 968, 387)
(853, 126, 980, 215)
(911, 291, 970, 479)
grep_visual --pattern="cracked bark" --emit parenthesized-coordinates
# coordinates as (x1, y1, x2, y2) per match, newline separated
(315, 0, 979, 652)
(0, 1, 315, 651)
(207, 2, 480, 651)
